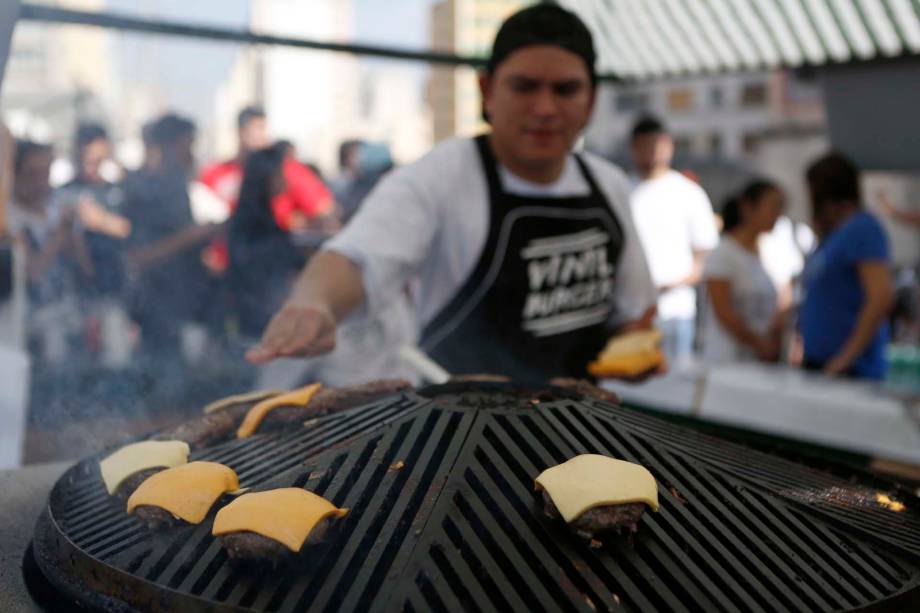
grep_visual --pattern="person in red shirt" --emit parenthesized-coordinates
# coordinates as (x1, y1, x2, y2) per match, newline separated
(198, 106, 337, 270)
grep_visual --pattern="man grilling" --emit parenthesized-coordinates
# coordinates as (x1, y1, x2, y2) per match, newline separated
(247, 4, 656, 382)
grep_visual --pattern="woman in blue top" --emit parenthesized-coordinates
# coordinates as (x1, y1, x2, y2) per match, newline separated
(799, 153, 893, 379)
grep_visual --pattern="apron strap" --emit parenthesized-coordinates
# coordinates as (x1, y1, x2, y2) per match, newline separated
(477, 133, 605, 201)
(573, 153, 603, 199)
(474, 133, 504, 195)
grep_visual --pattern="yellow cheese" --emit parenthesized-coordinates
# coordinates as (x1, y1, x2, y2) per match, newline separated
(212, 488, 349, 552)
(202, 390, 283, 414)
(588, 329, 663, 377)
(236, 383, 322, 439)
(534, 454, 659, 523)
(126, 461, 239, 524)
(99, 440, 190, 495)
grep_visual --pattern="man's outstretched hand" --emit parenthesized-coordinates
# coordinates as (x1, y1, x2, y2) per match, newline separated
(245, 302, 337, 364)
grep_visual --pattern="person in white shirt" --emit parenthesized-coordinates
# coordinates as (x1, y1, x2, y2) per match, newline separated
(701, 180, 785, 364)
(245, 5, 657, 382)
(628, 116, 719, 362)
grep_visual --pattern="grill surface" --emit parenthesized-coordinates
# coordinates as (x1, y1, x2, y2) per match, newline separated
(32, 382, 920, 612)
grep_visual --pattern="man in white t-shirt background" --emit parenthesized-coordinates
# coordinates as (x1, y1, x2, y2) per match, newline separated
(628, 116, 719, 362)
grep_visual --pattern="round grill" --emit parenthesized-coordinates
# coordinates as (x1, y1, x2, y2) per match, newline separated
(32, 383, 920, 612)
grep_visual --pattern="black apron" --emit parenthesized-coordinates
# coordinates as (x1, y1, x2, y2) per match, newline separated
(421, 135, 625, 383)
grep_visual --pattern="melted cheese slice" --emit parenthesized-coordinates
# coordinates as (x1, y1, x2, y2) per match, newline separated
(99, 440, 190, 495)
(212, 488, 349, 552)
(127, 461, 239, 524)
(202, 390, 283, 414)
(588, 329, 663, 377)
(534, 454, 659, 523)
(236, 383, 322, 439)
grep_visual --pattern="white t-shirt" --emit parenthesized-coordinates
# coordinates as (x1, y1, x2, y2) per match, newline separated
(701, 236, 779, 363)
(629, 170, 719, 320)
(758, 215, 816, 289)
(325, 137, 655, 330)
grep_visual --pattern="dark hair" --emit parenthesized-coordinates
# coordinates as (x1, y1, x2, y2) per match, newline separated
(149, 113, 195, 147)
(237, 105, 266, 130)
(338, 139, 363, 170)
(140, 120, 156, 145)
(482, 4, 595, 123)
(232, 142, 287, 239)
(721, 179, 779, 233)
(487, 4, 596, 85)
(14, 139, 53, 175)
(806, 152, 861, 209)
(74, 121, 108, 152)
(631, 115, 666, 141)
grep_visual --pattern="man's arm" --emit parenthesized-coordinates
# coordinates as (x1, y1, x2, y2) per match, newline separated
(77, 197, 131, 239)
(887, 207, 920, 227)
(877, 190, 920, 228)
(823, 261, 893, 376)
(245, 250, 365, 363)
(661, 248, 708, 292)
(663, 185, 719, 292)
(126, 222, 223, 273)
(247, 151, 441, 364)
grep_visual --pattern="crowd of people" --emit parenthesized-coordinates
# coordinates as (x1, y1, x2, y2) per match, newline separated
(0, 105, 394, 395)
(1, 3, 917, 405)
(627, 115, 907, 380)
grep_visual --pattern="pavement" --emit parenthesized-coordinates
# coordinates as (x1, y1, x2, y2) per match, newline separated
(0, 462, 69, 612)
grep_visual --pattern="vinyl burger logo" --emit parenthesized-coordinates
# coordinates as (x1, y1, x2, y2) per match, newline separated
(520, 228, 615, 337)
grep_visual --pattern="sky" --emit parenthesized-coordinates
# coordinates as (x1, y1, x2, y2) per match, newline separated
(355, 0, 432, 51)
(104, 0, 435, 120)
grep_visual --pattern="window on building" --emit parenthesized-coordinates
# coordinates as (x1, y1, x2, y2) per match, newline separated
(710, 86, 723, 108)
(615, 91, 649, 112)
(709, 132, 723, 156)
(667, 88, 694, 112)
(673, 134, 692, 156)
(741, 83, 768, 107)
(742, 133, 761, 155)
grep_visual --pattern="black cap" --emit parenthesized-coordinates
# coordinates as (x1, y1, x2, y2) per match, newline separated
(487, 4, 597, 86)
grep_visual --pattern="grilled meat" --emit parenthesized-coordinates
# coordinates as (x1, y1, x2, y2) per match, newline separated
(219, 519, 332, 564)
(542, 491, 646, 539)
(549, 378, 620, 405)
(258, 379, 411, 430)
(134, 505, 181, 530)
(155, 380, 411, 449)
(153, 404, 248, 449)
(449, 374, 512, 383)
(114, 468, 164, 500)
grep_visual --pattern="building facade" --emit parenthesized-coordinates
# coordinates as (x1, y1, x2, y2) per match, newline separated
(428, 0, 526, 143)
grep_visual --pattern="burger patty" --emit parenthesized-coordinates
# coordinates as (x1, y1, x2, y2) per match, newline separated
(219, 518, 332, 564)
(114, 467, 164, 500)
(133, 505, 181, 530)
(155, 380, 411, 449)
(259, 379, 412, 430)
(549, 378, 620, 405)
(153, 403, 249, 449)
(449, 374, 512, 383)
(542, 491, 646, 539)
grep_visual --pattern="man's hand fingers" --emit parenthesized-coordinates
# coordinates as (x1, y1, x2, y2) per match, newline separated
(246, 308, 308, 363)
(277, 308, 329, 356)
(247, 304, 337, 363)
(245, 345, 275, 364)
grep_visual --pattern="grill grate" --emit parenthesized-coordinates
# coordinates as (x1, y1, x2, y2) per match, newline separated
(32, 383, 920, 612)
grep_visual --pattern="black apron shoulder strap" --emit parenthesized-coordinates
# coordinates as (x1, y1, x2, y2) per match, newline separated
(573, 152, 625, 239)
(474, 133, 504, 195)
(573, 152, 604, 198)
